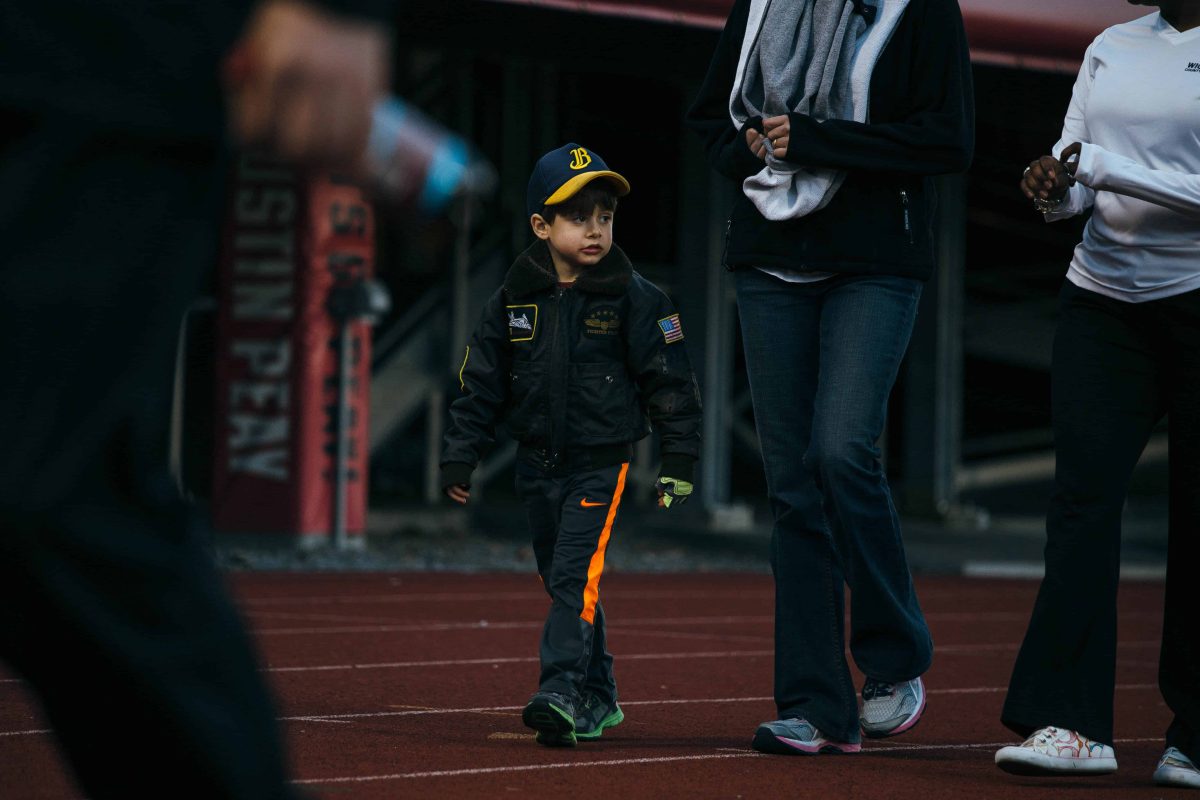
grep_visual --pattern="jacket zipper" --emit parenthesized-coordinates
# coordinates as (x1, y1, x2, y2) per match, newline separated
(548, 285, 568, 466)
(721, 218, 732, 269)
(900, 190, 914, 245)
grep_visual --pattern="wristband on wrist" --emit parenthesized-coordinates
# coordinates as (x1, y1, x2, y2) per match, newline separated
(1024, 166, 1066, 213)
(1033, 194, 1065, 213)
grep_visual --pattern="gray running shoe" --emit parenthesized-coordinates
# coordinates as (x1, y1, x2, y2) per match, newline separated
(859, 676, 926, 738)
(574, 692, 624, 741)
(523, 691, 576, 747)
(1154, 747, 1200, 789)
(752, 718, 861, 755)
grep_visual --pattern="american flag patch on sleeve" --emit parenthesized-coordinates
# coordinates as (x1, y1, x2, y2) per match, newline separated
(658, 313, 684, 344)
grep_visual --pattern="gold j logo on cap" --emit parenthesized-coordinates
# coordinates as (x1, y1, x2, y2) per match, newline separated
(569, 148, 593, 170)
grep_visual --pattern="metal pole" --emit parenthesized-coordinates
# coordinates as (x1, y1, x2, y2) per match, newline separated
(450, 199, 473, 366)
(425, 387, 445, 505)
(333, 319, 353, 549)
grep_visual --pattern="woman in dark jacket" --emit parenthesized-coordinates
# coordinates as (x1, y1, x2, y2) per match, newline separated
(688, 0, 973, 755)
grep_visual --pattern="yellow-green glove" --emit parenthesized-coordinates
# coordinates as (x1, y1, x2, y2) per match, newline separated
(655, 477, 693, 509)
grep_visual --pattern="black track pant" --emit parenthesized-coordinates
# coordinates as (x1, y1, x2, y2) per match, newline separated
(516, 460, 629, 704)
(1002, 281, 1200, 763)
(0, 111, 293, 798)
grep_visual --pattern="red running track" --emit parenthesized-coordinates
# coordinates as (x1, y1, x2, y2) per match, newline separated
(0, 573, 1186, 799)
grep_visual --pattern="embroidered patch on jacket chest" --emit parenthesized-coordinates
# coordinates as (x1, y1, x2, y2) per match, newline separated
(658, 313, 684, 344)
(584, 307, 621, 336)
(506, 304, 537, 342)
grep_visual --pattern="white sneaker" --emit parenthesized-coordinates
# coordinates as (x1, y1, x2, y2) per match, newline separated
(995, 726, 1118, 775)
(1154, 747, 1200, 789)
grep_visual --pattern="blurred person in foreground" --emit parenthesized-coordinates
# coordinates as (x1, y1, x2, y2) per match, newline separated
(440, 144, 703, 747)
(0, 1, 392, 796)
(687, 0, 973, 756)
(996, 0, 1200, 790)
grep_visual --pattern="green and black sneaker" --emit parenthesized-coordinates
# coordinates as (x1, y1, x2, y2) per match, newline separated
(523, 691, 577, 747)
(575, 692, 624, 741)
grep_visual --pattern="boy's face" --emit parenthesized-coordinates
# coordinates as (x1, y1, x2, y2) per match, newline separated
(531, 204, 614, 271)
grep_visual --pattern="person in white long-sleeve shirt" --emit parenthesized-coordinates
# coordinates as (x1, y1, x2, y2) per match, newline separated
(994, 0, 1200, 790)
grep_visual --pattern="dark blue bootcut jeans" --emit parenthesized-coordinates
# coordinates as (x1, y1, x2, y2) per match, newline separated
(735, 267, 933, 743)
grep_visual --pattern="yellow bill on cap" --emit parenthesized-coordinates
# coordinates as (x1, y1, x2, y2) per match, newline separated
(543, 171, 631, 207)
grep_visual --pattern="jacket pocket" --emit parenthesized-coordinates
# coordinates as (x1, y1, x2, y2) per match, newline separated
(567, 362, 636, 441)
(506, 359, 546, 440)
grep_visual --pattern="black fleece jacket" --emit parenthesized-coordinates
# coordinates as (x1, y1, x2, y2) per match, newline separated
(686, 0, 974, 280)
(0, 0, 397, 140)
(441, 241, 702, 489)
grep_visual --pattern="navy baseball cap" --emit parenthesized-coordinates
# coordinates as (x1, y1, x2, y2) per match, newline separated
(526, 143, 630, 217)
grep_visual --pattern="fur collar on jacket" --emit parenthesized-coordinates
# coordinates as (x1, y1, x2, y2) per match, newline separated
(503, 240, 633, 299)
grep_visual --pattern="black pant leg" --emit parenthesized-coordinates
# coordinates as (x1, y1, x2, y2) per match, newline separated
(0, 501, 292, 800)
(536, 463, 628, 699)
(586, 601, 617, 704)
(1160, 289, 1200, 763)
(516, 466, 563, 581)
(0, 118, 293, 797)
(1002, 283, 1162, 744)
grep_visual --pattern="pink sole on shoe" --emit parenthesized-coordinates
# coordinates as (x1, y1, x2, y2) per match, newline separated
(887, 692, 926, 737)
(778, 737, 862, 754)
(863, 682, 927, 739)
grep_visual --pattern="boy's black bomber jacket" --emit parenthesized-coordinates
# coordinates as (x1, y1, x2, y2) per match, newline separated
(440, 241, 702, 489)
(685, 0, 975, 281)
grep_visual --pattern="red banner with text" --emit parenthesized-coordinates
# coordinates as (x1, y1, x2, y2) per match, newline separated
(212, 153, 374, 544)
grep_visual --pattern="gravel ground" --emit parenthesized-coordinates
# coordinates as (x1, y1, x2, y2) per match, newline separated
(215, 505, 772, 573)
(213, 501, 1167, 577)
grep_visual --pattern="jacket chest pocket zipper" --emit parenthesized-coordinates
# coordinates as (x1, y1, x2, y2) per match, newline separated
(900, 190, 914, 245)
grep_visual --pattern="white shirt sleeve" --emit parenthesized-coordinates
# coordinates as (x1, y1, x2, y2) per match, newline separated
(1043, 39, 1098, 222)
(1073, 143, 1200, 218)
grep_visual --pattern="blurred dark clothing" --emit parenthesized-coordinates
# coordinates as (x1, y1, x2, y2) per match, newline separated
(0, 0, 396, 139)
(0, 0, 396, 795)
(0, 108, 295, 799)
(1003, 280, 1200, 763)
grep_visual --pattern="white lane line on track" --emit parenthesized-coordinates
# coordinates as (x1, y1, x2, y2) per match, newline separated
(248, 613, 1164, 638)
(291, 753, 758, 784)
(246, 611, 416, 625)
(289, 736, 1168, 785)
(266, 650, 773, 673)
(872, 736, 1163, 753)
(250, 614, 773, 636)
(0, 685, 1163, 736)
(262, 641, 1158, 674)
(240, 589, 769, 607)
(281, 698, 773, 722)
(938, 640, 1158, 654)
(278, 684, 1161, 723)
(577, 627, 773, 645)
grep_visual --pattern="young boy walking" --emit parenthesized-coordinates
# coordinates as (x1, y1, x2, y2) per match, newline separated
(441, 143, 702, 746)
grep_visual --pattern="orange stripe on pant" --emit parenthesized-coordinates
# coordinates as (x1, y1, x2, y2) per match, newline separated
(580, 462, 629, 624)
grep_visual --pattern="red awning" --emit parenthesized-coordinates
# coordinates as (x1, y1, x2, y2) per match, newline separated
(484, 0, 1147, 72)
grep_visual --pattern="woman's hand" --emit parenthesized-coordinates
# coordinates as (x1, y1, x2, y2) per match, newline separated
(224, 0, 390, 169)
(1020, 153, 1073, 202)
(745, 127, 769, 161)
(762, 115, 791, 158)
